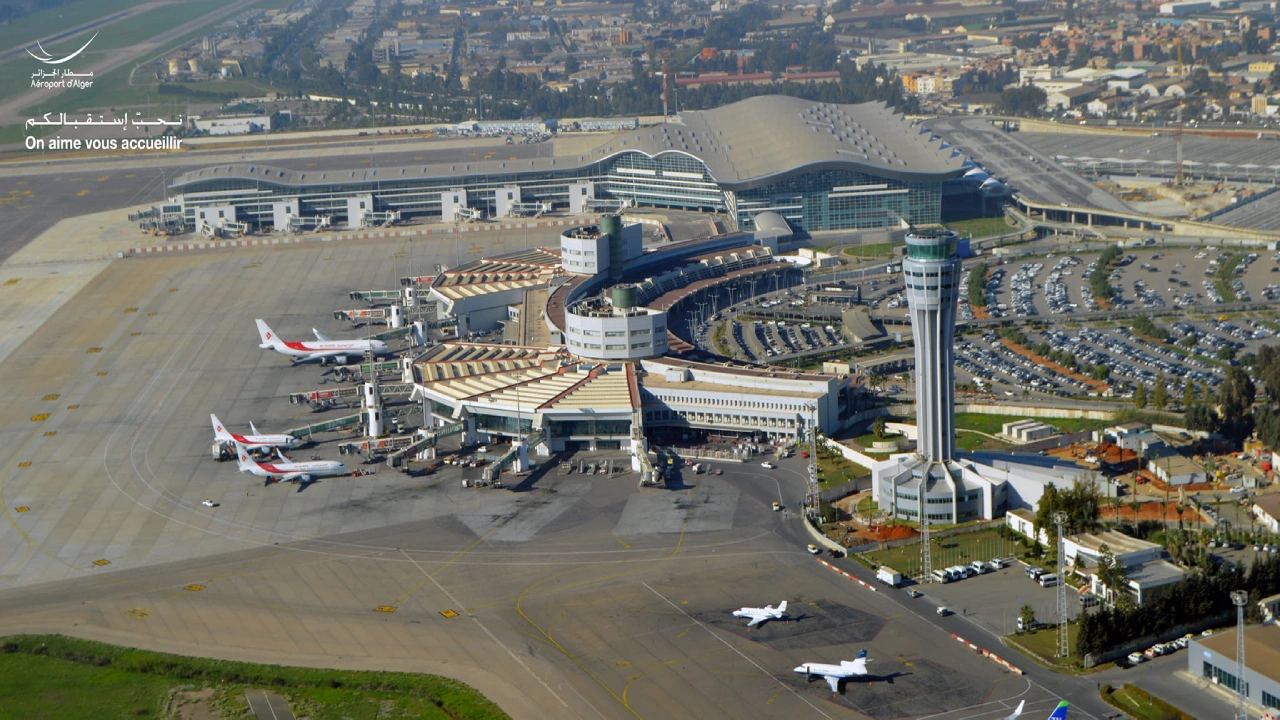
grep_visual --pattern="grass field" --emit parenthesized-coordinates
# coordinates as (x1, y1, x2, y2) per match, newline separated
(1101, 684, 1195, 720)
(862, 529, 1012, 578)
(0, 635, 507, 720)
(842, 242, 895, 259)
(945, 217, 1011, 239)
(955, 429, 1012, 452)
(851, 430, 901, 448)
(953, 413, 1108, 436)
(816, 449, 870, 489)
(0, 0, 152, 54)
(37, 0, 226, 54)
(1009, 623, 1080, 668)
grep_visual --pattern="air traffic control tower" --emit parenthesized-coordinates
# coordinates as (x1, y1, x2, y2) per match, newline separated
(903, 228, 962, 462)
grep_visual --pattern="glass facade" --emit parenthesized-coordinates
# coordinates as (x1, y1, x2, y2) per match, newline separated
(172, 152, 947, 234)
(735, 168, 941, 233)
(907, 240, 957, 260)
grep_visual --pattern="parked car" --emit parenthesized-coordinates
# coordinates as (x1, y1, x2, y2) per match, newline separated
(937, 606, 953, 616)
(761, 461, 776, 469)
(807, 544, 821, 555)
(1128, 652, 1147, 665)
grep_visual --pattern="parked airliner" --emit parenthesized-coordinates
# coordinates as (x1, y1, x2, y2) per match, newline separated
(732, 601, 788, 627)
(211, 414, 302, 452)
(233, 442, 348, 485)
(256, 319, 390, 365)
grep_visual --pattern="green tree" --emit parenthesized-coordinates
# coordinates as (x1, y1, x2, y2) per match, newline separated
(1217, 345, 1238, 362)
(1134, 384, 1148, 410)
(1019, 604, 1037, 632)
(1153, 373, 1168, 411)
(998, 85, 1047, 116)
(872, 416, 887, 440)
(564, 54, 581, 75)
(1218, 366, 1257, 441)
(1183, 381, 1195, 410)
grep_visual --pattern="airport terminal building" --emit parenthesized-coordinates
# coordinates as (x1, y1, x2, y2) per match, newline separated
(402, 218, 860, 458)
(164, 96, 967, 235)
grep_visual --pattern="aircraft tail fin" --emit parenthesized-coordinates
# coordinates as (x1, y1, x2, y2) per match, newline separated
(1046, 701, 1068, 720)
(256, 319, 285, 350)
(313, 328, 332, 342)
(1003, 700, 1026, 720)
(777, 600, 787, 615)
(233, 442, 256, 472)
(855, 649, 867, 660)
(249, 421, 261, 436)
(211, 414, 233, 442)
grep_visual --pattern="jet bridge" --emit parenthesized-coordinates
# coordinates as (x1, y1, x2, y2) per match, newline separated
(289, 383, 413, 408)
(385, 421, 466, 468)
(480, 427, 545, 483)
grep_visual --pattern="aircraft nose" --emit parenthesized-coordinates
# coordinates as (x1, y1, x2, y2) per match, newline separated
(792, 666, 807, 673)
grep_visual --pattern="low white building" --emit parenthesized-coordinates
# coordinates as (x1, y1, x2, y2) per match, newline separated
(193, 115, 271, 135)
(1254, 495, 1280, 533)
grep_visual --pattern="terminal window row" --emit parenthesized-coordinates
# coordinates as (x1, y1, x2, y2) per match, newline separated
(650, 393, 804, 412)
(1204, 663, 1248, 695)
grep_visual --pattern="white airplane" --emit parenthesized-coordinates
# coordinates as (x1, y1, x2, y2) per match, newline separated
(1044, 701, 1068, 720)
(1003, 700, 1026, 719)
(794, 649, 871, 694)
(256, 319, 391, 365)
(211, 413, 302, 452)
(732, 601, 788, 627)
(233, 442, 348, 485)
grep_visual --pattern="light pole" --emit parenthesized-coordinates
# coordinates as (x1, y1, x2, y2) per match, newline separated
(1054, 510, 1069, 659)
(1232, 589, 1248, 720)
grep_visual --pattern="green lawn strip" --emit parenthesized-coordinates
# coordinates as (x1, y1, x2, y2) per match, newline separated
(35, 0, 225, 55)
(0, 0, 152, 55)
(945, 217, 1009, 239)
(0, 635, 508, 720)
(841, 242, 894, 258)
(952, 412, 1107, 436)
(1006, 624, 1081, 669)
(862, 529, 1008, 578)
(816, 449, 870, 489)
(851, 431, 901, 447)
(1214, 253, 1243, 304)
(1101, 683, 1196, 720)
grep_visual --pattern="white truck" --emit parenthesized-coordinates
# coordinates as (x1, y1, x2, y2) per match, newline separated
(876, 567, 902, 587)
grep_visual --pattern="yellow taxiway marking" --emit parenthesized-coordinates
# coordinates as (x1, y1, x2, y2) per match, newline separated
(184, 584, 205, 592)
(66, 405, 79, 410)
(96, 372, 107, 377)
(97, 176, 108, 182)
(17, 462, 30, 468)
(126, 607, 149, 618)
(42, 394, 58, 401)
(14, 506, 29, 513)
(92, 559, 111, 567)
(766, 687, 782, 705)
(30, 414, 48, 422)
(124, 174, 136, 179)
(87, 347, 101, 354)
(124, 308, 137, 313)
(616, 538, 631, 549)
(76, 190, 89, 196)
(439, 609, 459, 618)
(375, 605, 397, 612)
(43, 431, 55, 437)
(3, 278, 18, 286)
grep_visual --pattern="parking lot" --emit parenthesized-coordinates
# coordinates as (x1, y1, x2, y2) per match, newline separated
(898, 560, 1088, 638)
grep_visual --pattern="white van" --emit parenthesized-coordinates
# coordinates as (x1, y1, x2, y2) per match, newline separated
(931, 569, 951, 584)
(1038, 573, 1060, 588)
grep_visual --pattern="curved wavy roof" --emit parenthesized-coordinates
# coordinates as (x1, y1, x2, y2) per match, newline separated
(171, 95, 965, 192)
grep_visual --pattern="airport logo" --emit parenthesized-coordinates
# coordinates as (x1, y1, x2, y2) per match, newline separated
(26, 32, 97, 65)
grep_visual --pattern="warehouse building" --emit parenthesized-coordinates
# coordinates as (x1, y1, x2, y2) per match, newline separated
(1188, 624, 1280, 716)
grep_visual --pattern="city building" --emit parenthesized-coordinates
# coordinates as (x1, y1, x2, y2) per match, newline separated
(1148, 455, 1207, 486)
(1189, 624, 1280, 715)
(164, 95, 967, 234)
(1002, 419, 1056, 443)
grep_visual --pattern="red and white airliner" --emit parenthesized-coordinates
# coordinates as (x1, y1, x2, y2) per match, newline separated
(233, 442, 348, 485)
(211, 413, 302, 452)
(256, 319, 391, 365)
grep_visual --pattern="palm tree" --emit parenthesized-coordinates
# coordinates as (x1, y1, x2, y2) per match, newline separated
(872, 416, 888, 440)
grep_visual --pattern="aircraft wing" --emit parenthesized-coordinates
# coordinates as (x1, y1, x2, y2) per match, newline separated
(313, 328, 332, 342)
(746, 615, 764, 627)
(290, 349, 351, 365)
(824, 675, 841, 694)
(277, 472, 312, 483)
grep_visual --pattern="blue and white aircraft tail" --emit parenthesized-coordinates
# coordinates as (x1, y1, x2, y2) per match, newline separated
(1046, 701, 1069, 720)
